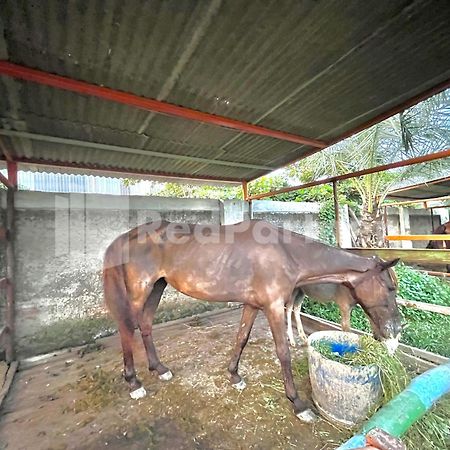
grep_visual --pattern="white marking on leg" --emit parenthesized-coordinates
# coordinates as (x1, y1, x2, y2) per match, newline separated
(159, 370, 173, 381)
(286, 303, 296, 347)
(129, 386, 147, 400)
(296, 409, 318, 423)
(232, 379, 246, 391)
(294, 303, 307, 344)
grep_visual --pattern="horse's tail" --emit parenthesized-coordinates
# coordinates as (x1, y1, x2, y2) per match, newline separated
(103, 237, 135, 331)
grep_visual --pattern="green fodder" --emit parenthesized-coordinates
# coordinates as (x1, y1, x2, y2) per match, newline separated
(292, 355, 309, 378)
(403, 396, 450, 450)
(313, 336, 450, 450)
(312, 336, 409, 399)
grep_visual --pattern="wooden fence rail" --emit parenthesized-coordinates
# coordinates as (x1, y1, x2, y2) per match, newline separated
(397, 297, 450, 316)
(347, 247, 450, 265)
(386, 234, 450, 241)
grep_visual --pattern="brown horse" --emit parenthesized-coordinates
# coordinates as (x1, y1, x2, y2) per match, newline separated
(426, 220, 450, 272)
(103, 220, 401, 423)
(286, 281, 400, 354)
(286, 284, 356, 346)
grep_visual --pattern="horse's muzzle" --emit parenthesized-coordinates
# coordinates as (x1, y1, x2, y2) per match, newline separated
(382, 334, 400, 355)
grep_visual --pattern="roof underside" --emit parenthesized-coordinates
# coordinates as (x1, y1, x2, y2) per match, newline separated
(387, 176, 450, 200)
(0, 0, 450, 182)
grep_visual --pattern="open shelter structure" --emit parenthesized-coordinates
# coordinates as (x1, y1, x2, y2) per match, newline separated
(1, 0, 450, 379)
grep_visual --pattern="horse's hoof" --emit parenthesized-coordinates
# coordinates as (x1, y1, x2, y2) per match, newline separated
(232, 379, 246, 391)
(159, 370, 173, 381)
(296, 409, 318, 423)
(130, 386, 147, 400)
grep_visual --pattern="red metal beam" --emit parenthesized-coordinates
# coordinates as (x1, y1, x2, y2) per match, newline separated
(329, 78, 450, 146)
(248, 148, 450, 200)
(0, 61, 327, 149)
(0, 172, 14, 189)
(0, 277, 8, 289)
(0, 156, 242, 184)
(248, 76, 450, 181)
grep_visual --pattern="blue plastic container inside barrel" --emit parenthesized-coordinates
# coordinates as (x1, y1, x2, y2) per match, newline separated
(330, 341, 359, 356)
(307, 331, 382, 427)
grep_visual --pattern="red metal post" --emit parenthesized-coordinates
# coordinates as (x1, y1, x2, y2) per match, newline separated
(7, 161, 17, 188)
(242, 181, 249, 201)
(0, 61, 327, 149)
(332, 180, 341, 247)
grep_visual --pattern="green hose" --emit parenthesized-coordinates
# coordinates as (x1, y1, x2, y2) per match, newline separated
(337, 361, 450, 449)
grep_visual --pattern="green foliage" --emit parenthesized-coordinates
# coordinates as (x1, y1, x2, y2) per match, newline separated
(247, 175, 288, 197)
(395, 263, 450, 306)
(395, 263, 450, 356)
(157, 182, 241, 200)
(302, 264, 450, 357)
(318, 201, 336, 245)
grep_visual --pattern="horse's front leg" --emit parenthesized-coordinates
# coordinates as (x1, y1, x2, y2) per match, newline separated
(265, 300, 317, 423)
(228, 304, 258, 390)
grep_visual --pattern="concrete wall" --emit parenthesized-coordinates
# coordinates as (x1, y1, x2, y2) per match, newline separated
(6, 189, 444, 357)
(0, 191, 322, 356)
(385, 207, 449, 248)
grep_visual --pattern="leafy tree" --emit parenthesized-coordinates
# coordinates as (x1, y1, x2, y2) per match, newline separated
(289, 90, 450, 247)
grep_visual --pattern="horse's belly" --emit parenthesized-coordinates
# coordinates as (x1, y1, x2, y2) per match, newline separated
(166, 274, 248, 302)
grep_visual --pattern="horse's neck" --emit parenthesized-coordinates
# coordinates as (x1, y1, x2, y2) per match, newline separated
(289, 237, 375, 276)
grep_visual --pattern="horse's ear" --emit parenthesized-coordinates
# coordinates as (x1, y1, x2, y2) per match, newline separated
(378, 258, 400, 271)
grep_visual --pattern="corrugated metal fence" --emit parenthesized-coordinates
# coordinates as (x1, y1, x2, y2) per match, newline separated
(0, 170, 154, 195)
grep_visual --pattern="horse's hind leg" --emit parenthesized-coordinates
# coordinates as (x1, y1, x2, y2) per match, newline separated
(138, 278, 172, 381)
(119, 324, 146, 399)
(293, 290, 308, 345)
(228, 304, 258, 390)
(104, 265, 145, 399)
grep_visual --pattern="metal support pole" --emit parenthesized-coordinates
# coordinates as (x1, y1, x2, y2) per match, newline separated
(332, 180, 341, 247)
(6, 161, 17, 188)
(383, 206, 390, 248)
(5, 187, 15, 361)
(242, 181, 248, 201)
(430, 207, 435, 231)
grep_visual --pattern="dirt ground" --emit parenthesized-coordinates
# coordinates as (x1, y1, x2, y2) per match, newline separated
(0, 309, 349, 450)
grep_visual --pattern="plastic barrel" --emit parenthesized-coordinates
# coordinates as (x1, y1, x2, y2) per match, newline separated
(307, 331, 382, 427)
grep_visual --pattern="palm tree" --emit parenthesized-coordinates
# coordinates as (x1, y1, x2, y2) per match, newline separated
(291, 90, 450, 247)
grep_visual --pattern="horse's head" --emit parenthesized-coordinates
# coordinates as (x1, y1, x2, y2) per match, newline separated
(346, 258, 402, 346)
(299, 257, 402, 353)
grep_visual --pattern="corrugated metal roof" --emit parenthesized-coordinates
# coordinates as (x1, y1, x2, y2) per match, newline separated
(387, 176, 450, 200)
(0, 0, 449, 182)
